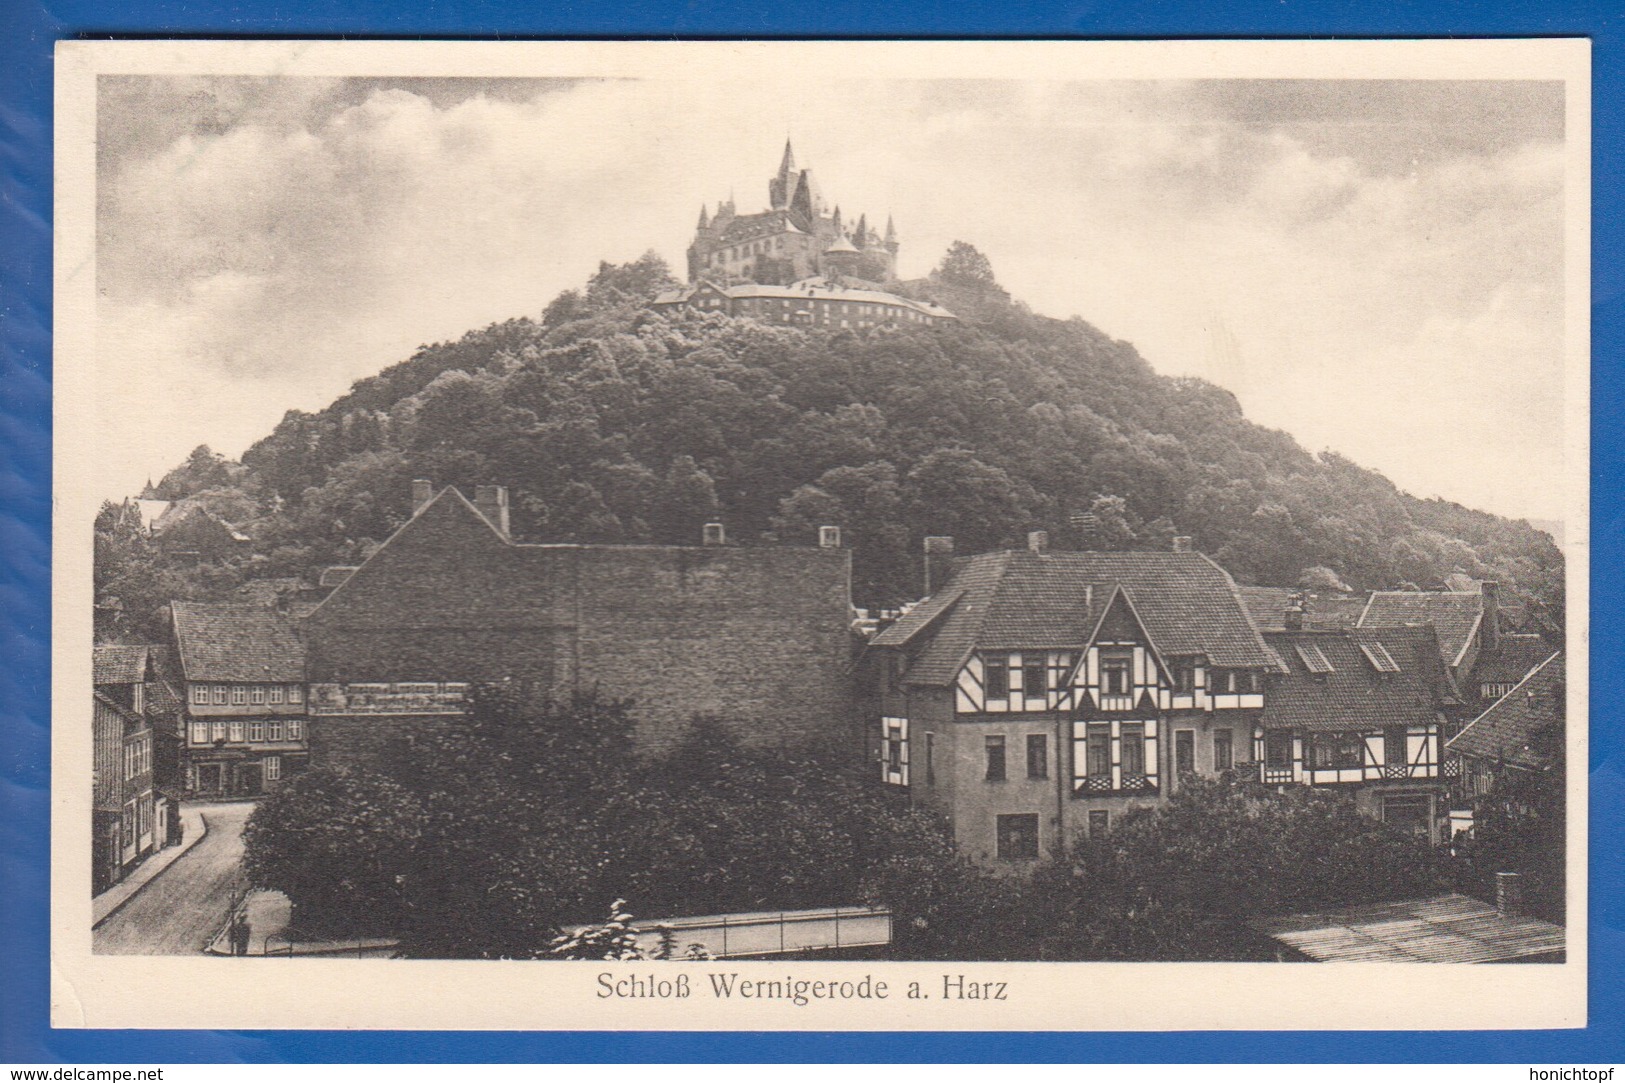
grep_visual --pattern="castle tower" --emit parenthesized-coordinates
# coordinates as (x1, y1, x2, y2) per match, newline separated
(769, 140, 798, 210)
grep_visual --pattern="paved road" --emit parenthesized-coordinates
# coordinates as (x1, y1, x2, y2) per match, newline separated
(94, 802, 255, 956)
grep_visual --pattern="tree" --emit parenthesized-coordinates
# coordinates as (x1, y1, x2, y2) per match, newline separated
(932, 241, 999, 290)
(585, 251, 680, 309)
(1027, 778, 1449, 960)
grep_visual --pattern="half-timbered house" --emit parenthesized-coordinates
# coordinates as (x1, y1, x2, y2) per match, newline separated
(867, 534, 1278, 866)
(1256, 625, 1462, 843)
(92, 645, 159, 892)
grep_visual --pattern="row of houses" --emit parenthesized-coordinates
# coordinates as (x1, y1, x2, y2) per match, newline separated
(92, 481, 1563, 889)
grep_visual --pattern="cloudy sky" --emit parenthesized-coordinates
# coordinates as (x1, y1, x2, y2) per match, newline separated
(95, 74, 1567, 521)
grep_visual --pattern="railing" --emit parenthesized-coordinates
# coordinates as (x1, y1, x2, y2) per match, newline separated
(1383, 763, 1411, 781)
(1442, 755, 1463, 780)
(1073, 774, 1158, 795)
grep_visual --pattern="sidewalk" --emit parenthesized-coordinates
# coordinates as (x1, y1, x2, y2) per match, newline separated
(92, 803, 208, 927)
(207, 888, 400, 958)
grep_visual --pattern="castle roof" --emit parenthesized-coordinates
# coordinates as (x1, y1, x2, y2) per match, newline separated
(824, 235, 859, 254)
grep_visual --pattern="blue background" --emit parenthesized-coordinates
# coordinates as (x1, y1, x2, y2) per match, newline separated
(2, 0, 1620, 1064)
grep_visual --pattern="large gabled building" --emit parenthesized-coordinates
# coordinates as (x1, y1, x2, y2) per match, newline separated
(865, 534, 1279, 866)
(301, 481, 858, 764)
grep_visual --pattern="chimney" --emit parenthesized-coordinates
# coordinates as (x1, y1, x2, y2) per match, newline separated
(473, 485, 511, 540)
(1028, 530, 1049, 554)
(1496, 871, 1524, 917)
(923, 535, 955, 596)
(412, 478, 434, 515)
(703, 522, 726, 546)
(1172, 536, 1193, 554)
(1284, 593, 1305, 631)
(1481, 580, 1501, 651)
(819, 525, 842, 549)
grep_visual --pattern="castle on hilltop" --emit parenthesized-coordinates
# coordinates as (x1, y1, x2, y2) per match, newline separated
(686, 141, 900, 287)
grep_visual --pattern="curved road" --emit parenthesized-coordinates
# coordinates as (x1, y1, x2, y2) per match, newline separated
(94, 802, 254, 956)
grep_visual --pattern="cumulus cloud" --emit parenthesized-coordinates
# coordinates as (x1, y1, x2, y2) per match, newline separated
(94, 75, 1567, 520)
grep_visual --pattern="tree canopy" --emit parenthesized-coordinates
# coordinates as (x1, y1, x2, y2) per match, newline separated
(102, 250, 1564, 626)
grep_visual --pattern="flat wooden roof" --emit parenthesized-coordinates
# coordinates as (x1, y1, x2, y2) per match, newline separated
(1254, 893, 1564, 963)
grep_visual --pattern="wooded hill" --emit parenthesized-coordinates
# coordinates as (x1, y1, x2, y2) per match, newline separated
(125, 248, 1564, 627)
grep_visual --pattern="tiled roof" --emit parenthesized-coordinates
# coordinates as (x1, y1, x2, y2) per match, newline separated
(1358, 591, 1484, 668)
(1239, 587, 1368, 631)
(171, 601, 305, 683)
(880, 550, 1276, 687)
(93, 644, 149, 686)
(1255, 894, 1564, 963)
(143, 644, 185, 731)
(1448, 651, 1564, 771)
(1261, 626, 1453, 733)
(1473, 634, 1556, 686)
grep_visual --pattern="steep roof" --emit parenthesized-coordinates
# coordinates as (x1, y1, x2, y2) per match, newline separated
(1358, 590, 1484, 668)
(1239, 587, 1369, 632)
(1448, 651, 1564, 772)
(1472, 633, 1556, 687)
(1261, 626, 1454, 733)
(874, 550, 1276, 687)
(171, 601, 305, 683)
(93, 644, 150, 686)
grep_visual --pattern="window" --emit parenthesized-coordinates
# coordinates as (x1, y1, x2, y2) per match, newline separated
(1027, 733, 1049, 779)
(1360, 642, 1402, 673)
(211, 722, 227, 743)
(268, 720, 285, 741)
(1384, 726, 1409, 767)
(269, 686, 284, 704)
(881, 717, 908, 785)
(212, 686, 227, 705)
(247, 720, 264, 742)
(1295, 644, 1335, 674)
(1022, 656, 1046, 699)
(287, 686, 302, 704)
(1213, 728, 1234, 771)
(1171, 661, 1196, 694)
(250, 686, 266, 704)
(1307, 732, 1364, 770)
(190, 722, 208, 745)
(122, 802, 136, 849)
(192, 685, 208, 705)
(1265, 731, 1293, 767)
(984, 735, 1006, 781)
(229, 687, 246, 705)
(288, 720, 303, 742)
(1101, 651, 1132, 695)
(1119, 724, 1146, 776)
(924, 732, 936, 786)
(263, 755, 282, 782)
(1086, 723, 1111, 778)
(984, 655, 1010, 699)
(1088, 809, 1110, 838)
(1175, 730, 1195, 776)
(995, 814, 1039, 860)
(229, 720, 244, 743)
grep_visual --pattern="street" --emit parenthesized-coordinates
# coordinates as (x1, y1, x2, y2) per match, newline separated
(93, 801, 254, 956)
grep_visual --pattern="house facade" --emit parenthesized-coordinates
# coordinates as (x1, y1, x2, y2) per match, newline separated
(1257, 625, 1462, 843)
(302, 482, 857, 765)
(868, 536, 1483, 866)
(92, 646, 159, 893)
(170, 601, 309, 797)
(867, 535, 1279, 866)
(652, 278, 956, 328)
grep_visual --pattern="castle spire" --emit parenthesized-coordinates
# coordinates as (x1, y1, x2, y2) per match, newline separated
(778, 138, 797, 178)
(697, 204, 710, 230)
(832, 205, 844, 235)
(854, 213, 869, 246)
(885, 214, 897, 243)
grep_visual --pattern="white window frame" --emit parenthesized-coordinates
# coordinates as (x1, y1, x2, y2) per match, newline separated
(287, 685, 303, 704)
(248, 720, 264, 742)
(229, 720, 244, 743)
(230, 687, 247, 705)
(191, 685, 208, 705)
(263, 755, 282, 782)
(250, 686, 266, 705)
(268, 686, 285, 704)
(288, 719, 303, 742)
(190, 722, 208, 745)
(212, 685, 227, 705)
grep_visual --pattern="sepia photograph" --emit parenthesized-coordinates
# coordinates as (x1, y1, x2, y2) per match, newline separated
(51, 39, 1588, 1031)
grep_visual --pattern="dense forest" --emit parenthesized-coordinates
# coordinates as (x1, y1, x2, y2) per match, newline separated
(101, 245, 1564, 636)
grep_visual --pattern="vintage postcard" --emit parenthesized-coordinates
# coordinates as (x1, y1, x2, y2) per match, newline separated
(52, 38, 1589, 1030)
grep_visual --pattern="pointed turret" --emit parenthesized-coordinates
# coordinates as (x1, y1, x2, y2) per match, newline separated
(854, 213, 869, 247)
(884, 214, 899, 250)
(769, 139, 799, 209)
(697, 204, 710, 230)
(831, 205, 844, 235)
